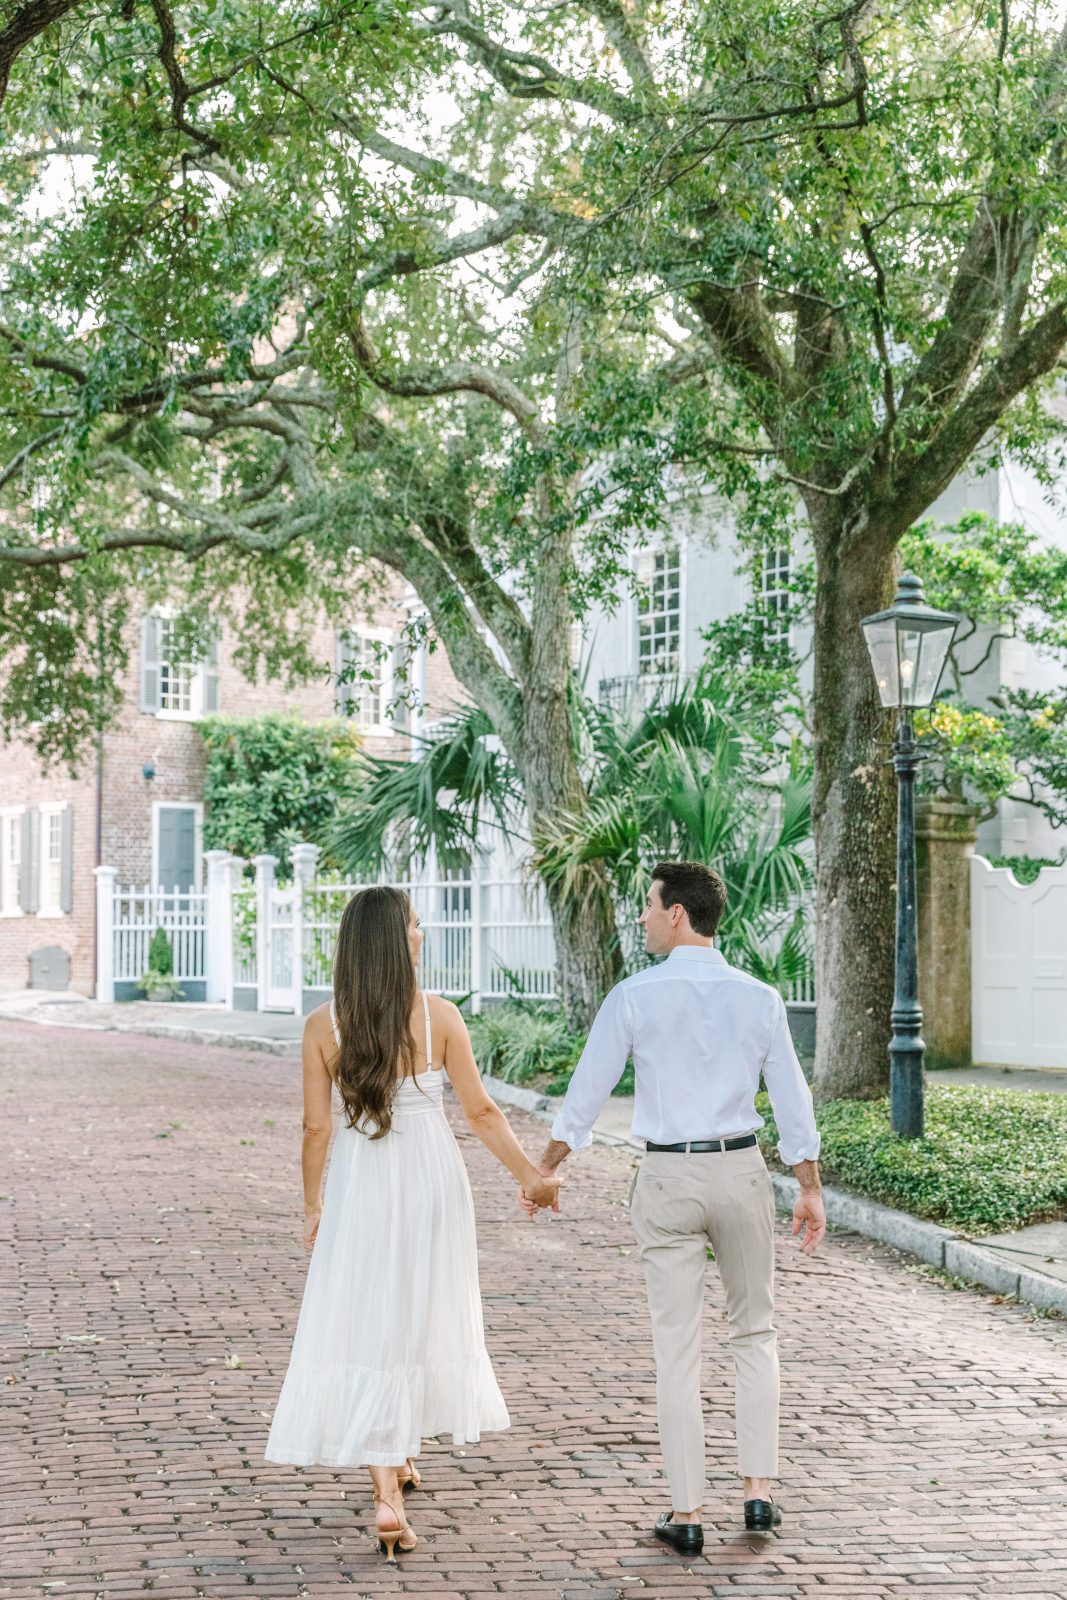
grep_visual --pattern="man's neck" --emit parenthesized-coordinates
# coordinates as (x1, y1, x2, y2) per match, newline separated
(663, 934, 715, 953)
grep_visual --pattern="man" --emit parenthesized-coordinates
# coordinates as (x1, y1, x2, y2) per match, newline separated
(523, 861, 824, 1552)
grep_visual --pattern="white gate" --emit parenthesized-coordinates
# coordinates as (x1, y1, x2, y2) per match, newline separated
(267, 886, 296, 1010)
(971, 856, 1067, 1068)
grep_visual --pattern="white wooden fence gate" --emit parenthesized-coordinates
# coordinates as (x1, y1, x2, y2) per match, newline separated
(971, 856, 1067, 1069)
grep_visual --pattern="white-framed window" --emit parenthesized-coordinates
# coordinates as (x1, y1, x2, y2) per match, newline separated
(0, 806, 24, 917)
(337, 628, 395, 735)
(760, 546, 792, 645)
(140, 612, 220, 720)
(635, 546, 682, 675)
(36, 802, 72, 918)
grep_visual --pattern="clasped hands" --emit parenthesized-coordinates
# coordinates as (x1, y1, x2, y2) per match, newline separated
(518, 1165, 561, 1219)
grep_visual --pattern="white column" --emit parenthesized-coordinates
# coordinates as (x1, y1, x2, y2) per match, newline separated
(204, 849, 234, 1007)
(252, 853, 277, 1012)
(469, 858, 483, 1015)
(94, 865, 117, 1003)
(289, 843, 321, 1016)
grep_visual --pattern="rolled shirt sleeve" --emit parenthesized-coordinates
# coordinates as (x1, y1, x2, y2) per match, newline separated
(761, 992, 821, 1165)
(550, 983, 633, 1152)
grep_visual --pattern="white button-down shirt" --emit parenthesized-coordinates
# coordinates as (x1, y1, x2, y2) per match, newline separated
(550, 945, 820, 1166)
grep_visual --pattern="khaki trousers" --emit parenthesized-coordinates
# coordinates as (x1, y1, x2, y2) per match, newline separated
(629, 1144, 779, 1511)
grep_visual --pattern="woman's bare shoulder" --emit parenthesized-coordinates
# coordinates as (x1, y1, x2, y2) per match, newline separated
(303, 1002, 335, 1043)
(426, 993, 464, 1028)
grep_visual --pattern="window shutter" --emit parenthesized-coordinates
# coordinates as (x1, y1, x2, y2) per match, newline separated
(140, 614, 161, 713)
(0, 821, 5, 914)
(201, 631, 220, 714)
(20, 809, 39, 913)
(60, 806, 74, 913)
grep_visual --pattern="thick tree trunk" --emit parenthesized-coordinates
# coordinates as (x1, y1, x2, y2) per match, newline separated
(517, 650, 623, 1031)
(811, 527, 899, 1101)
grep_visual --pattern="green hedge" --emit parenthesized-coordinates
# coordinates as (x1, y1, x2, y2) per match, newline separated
(758, 1084, 1067, 1235)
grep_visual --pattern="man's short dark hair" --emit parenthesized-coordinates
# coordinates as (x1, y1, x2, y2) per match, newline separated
(651, 860, 727, 938)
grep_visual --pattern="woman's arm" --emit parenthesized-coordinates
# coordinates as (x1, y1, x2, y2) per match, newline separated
(300, 1008, 335, 1248)
(441, 1002, 559, 1210)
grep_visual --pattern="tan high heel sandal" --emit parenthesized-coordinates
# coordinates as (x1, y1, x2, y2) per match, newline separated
(375, 1493, 417, 1564)
(398, 1457, 422, 1493)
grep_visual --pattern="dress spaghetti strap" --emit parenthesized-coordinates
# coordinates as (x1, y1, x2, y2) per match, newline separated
(420, 990, 433, 1068)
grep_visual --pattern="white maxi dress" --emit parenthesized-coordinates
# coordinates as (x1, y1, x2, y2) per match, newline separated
(264, 994, 510, 1467)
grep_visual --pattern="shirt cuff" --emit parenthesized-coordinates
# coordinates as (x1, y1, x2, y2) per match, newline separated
(550, 1111, 593, 1152)
(776, 1130, 821, 1165)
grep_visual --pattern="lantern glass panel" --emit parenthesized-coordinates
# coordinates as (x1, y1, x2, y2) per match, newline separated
(861, 618, 900, 707)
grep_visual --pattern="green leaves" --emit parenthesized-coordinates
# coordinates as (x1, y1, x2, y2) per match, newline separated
(200, 713, 364, 869)
(758, 1084, 1067, 1236)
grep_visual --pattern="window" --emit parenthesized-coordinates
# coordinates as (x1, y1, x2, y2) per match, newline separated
(636, 547, 682, 675)
(760, 546, 791, 645)
(141, 613, 220, 718)
(0, 807, 23, 916)
(337, 629, 394, 733)
(35, 802, 72, 918)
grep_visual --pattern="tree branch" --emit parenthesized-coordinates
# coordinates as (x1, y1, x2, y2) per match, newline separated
(0, 0, 83, 104)
(347, 312, 545, 441)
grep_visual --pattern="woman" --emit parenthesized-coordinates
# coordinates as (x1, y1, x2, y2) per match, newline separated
(264, 886, 559, 1562)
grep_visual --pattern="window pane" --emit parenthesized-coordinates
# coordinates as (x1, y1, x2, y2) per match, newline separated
(760, 546, 791, 645)
(637, 548, 681, 674)
(158, 620, 193, 712)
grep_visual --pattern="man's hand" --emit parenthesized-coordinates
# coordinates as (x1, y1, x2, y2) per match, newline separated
(791, 1189, 825, 1255)
(518, 1164, 562, 1218)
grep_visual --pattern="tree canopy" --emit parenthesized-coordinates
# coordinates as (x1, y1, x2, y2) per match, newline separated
(3, 0, 1067, 1066)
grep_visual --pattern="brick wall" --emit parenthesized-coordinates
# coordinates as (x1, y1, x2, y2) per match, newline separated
(0, 572, 476, 995)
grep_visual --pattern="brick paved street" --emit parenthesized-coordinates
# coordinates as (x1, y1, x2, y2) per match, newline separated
(3, 1021, 1067, 1600)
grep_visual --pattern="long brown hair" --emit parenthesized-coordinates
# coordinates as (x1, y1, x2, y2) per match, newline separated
(331, 886, 417, 1139)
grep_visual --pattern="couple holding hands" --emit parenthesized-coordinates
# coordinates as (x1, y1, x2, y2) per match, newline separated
(265, 859, 824, 1563)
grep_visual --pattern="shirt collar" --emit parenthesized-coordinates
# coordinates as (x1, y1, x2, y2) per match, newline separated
(666, 945, 725, 964)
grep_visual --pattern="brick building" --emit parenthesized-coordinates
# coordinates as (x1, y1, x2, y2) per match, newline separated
(0, 577, 465, 996)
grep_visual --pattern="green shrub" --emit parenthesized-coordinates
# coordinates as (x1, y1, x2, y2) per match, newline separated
(148, 927, 173, 976)
(468, 1004, 585, 1091)
(757, 1085, 1067, 1235)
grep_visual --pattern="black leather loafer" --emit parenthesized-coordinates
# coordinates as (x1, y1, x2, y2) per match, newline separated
(654, 1512, 704, 1554)
(744, 1498, 782, 1532)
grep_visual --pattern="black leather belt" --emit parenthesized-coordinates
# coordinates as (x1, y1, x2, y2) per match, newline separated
(645, 1134, 758, 1153)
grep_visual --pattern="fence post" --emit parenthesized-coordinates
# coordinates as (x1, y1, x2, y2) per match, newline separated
(205, 849, 234, 1007)
(469, 859, 483, 1014)
(94, 865, 117, 1003)
(289, 842, 321, 1017)
(252, 853, 277, 1012)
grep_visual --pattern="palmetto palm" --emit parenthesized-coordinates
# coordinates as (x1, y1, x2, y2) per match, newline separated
(323, 706, 524, 875)
(326, 670, 813, 988)
(536, 670, 814, 986)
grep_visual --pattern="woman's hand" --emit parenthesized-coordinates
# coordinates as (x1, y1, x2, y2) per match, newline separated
(303, 1206, 322, 1251)
(520, 1170, 561, 1214)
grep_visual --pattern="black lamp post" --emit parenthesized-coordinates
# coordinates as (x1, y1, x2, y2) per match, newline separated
(860, 573, 959, 1138)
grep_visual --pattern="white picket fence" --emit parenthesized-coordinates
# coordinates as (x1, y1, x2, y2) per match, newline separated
(95, 844, 816, 1016)
(95, 848, 558, 1012)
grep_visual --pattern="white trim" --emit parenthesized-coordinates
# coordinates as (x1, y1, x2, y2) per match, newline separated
(0, 805, 25, 917)
(151, 801, 204, 891)
(36, 801, 67, 918)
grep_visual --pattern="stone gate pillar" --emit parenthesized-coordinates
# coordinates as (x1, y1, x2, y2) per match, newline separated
(916, 797, 980, 1070)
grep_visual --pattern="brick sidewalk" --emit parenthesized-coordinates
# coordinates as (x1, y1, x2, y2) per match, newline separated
(2, 1021, 1066, 1600)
